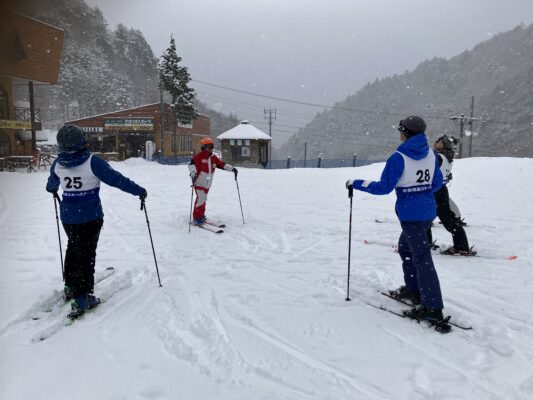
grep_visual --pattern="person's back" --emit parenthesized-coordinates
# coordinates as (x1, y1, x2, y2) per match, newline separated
(46, 125, 146, 319)
(347, 115, 445, 323)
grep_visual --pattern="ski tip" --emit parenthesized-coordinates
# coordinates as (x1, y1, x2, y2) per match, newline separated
(105, 267, 115, 271)
(363, 240, 369, 244)
(508, 255, 518, 261)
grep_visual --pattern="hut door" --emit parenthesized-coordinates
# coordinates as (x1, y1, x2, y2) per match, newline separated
(260, 145, 268, 163)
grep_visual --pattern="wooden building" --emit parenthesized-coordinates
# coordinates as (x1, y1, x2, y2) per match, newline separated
(67, 103, 211, 160)
(217, 121, 271, 167)
(0, 12, 64, 157)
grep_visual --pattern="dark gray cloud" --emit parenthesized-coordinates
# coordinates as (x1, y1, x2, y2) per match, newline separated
(86, 0, 533, 145)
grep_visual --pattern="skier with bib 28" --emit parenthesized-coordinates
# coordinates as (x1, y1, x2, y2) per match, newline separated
(188, 137, 237, 226)
(46, 125, 147, 319)
(346, 116, 445, 323)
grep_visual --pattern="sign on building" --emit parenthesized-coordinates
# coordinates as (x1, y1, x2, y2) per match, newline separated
(104, 118, 154, 131)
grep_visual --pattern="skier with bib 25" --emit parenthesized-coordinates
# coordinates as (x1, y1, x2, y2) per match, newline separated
(346, 116, 445, 323)
(46, 125, 147, 319)
(188, 137, 237, 226)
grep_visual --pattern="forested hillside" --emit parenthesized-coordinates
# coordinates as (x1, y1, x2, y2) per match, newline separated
(13, 0, 238, 135)
(278, 24, 533, 159)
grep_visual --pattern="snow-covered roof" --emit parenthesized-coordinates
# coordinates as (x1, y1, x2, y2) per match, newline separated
(217, 121, 271, 140)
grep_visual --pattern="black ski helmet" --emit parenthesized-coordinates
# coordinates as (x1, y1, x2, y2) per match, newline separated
(436, 135, 457, 162)
(57, 124, 87, 153)
(398, 115, 427, 137)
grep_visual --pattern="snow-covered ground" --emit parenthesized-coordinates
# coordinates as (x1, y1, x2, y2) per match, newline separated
(1, 157, 532, 400)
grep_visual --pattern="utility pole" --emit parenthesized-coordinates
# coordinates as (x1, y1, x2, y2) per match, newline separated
(450, 100, 478, 159)
(264, 108, 276, 166)
(468, 96, 476, 157)
(29, 81, 36, 152)
(159, 83, 164, 158)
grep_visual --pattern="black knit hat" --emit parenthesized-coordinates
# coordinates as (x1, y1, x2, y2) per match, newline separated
(398, 115, 427, 137)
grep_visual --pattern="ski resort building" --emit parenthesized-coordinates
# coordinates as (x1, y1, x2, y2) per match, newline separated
(66, 103, 211, 160)
(217, 121, 271, 168)
(0, 12, 64, 160)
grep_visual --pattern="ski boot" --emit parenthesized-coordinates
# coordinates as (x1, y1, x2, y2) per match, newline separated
(193, 217, 206, 226)
(403, 305, 451, 333)
(68, 294, 101, 320)
(440, 246, 477, 256)
(389, 286, 421, 305)
(63, 286, 74, 302)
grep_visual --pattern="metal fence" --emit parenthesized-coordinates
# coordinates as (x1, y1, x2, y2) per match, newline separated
(266, 157, 378, 169)
(154, 155, 381, 169)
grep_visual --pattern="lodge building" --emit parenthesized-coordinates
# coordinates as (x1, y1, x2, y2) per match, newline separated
(67, 103, 211, 160)
(0, 12, 64, 157)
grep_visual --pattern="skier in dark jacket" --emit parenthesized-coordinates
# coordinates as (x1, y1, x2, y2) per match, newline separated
(46, 125, 147, 319)
(346, 116, 446, 323)
(428, 135, 475, 256)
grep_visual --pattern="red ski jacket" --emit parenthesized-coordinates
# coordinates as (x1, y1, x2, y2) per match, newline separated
(188, 151, 233, 189)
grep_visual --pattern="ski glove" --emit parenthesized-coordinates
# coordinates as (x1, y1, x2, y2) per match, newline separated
(139, 189, 147, 201)
(46, 187, 58, 194)
(345, 180, 353, 190)
(232, 168, 238, 178)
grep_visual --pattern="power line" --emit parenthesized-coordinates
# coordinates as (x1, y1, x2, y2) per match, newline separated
(192, 78, 533, 127)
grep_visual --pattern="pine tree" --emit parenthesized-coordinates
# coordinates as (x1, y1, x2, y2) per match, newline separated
(157, 36, 197, 125)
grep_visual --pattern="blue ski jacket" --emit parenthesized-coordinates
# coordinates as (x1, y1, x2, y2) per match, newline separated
(46, 150, 145, 224)
(351, 134, 443, 221)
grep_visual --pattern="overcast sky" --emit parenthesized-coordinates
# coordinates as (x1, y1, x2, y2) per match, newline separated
(86, 0, 533, 145)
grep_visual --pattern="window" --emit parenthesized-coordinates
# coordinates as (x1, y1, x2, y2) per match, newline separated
(237, 139, 242, 145)
(245, 140, 250, 145)
(0, 131, 11, 156)
(230, 139, 235, 146)
(241, 147, 250, 157)
(0, 85, 8, 120)
(177, 121, 192, 128)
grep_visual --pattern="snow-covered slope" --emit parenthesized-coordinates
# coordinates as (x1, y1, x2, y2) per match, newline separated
(1, 157, 532, 400)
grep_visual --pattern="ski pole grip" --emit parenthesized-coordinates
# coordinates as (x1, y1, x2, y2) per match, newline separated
(348, 186, 353, 198)
(53, 192, 61, 203)
(140, 199, 145, 211)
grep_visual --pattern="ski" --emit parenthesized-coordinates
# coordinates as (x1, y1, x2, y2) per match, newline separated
(374, 218, 397, 224)
(197, 223, 224, 234)
(31, 267, 115, 321)
(363, 239, 517, 261)
(205, 220, 225, 228)
(32, 269, 128, 343)
(363, 239, 398, 251)
(380, 292, 473, 330)
(376, 218, 437, 227)
(364, 300, 453, 334)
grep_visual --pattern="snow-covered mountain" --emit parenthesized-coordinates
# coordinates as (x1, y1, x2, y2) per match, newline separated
(278, 24, 533, 160)
(1, 157, 532, 399)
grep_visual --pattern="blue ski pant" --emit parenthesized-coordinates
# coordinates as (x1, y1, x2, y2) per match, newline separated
(398, 220, 444, 310)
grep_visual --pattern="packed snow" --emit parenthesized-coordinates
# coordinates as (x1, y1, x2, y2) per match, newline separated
(1, 157, 532, 400)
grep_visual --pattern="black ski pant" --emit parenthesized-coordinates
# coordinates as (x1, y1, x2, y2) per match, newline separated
(427, 186, 469, 252)
(62, 218, 103, 298)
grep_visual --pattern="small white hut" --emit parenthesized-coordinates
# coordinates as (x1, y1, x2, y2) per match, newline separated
(217, 121, 271, 168)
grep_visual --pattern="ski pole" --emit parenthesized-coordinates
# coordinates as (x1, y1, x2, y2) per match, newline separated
(188, 183, 194, 233)
(346, 186, 354, 301)
(235, 174, 245, 224)
(52, 192, 64, 280)
(140, 199, 162, 287)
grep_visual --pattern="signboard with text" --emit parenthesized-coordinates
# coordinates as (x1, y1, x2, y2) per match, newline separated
(0, 119, 33, 129)
(104, 118, 154, 132)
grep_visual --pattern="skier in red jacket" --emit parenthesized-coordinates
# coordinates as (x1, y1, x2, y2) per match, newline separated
(188, 137, 237, 225)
